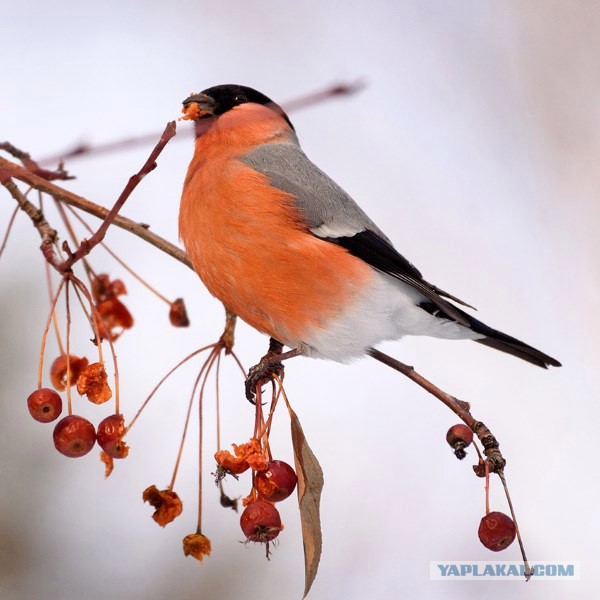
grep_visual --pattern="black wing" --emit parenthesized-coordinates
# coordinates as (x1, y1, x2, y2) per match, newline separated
(327, 229, 473, 326)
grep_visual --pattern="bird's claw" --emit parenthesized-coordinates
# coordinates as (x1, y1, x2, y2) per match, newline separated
(245, 357, 284, 402)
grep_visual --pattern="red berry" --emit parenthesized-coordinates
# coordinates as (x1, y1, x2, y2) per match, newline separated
(240, 499, 282, 543)
(97, 413, 129, 459)
(255, 460, 298, 502)
(53, 415, 96, 458)
(27, 388, 62, 423)
(478, 511, 516, 551)
(446, 424, 473, 446)
(446, 424, 474, 459)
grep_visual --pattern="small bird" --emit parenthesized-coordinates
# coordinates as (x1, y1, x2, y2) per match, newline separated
(179, 84, 560, 369)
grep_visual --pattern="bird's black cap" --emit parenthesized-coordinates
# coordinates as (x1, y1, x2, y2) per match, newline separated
(183, 84, 294, 130)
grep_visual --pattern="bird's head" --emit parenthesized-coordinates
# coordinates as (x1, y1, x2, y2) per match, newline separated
(181, 84, 294, 130)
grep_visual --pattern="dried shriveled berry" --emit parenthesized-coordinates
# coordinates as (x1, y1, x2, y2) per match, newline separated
(240, 499, 282, 543)
(183, 532, 212, 563)
(478, 511, 516, 551)
(100, 450, 115, 478)
(91, 273, 127, 303)
(255, 460, 298, 502)
(53, 415, 96, 458)
(97, 413, 129, 459)
(77, 362, 112, 404)
(215, 438, 267, 475)
(446, 423, 474, 460)
(169, 298, 190, 327)
(180, 100, 201, 121)
(27, 388, 62, 423)
(50, 354, 89, 391)
(97, 298, 134, 341)
(143, 485, 183, 527)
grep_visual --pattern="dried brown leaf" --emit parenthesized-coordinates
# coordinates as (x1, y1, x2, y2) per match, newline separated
(284, 399, 324, 598)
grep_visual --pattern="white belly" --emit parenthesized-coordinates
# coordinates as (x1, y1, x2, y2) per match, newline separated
(300, 270, 483, 361)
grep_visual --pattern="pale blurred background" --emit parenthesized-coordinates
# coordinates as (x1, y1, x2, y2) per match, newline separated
(1, 1, 598, 599)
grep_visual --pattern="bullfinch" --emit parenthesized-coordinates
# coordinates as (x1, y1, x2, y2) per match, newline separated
(179, 84, 560, 369)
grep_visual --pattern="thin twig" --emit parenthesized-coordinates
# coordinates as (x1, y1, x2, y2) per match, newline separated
(0, 156, 191, 269)
(35, 80, 365, 166)
(0, 204, 19, 260)
(1, 178, 61, 268)
(58, 121, 177, 272)
(0, 141, 74, 180)
(126, 344, 217, 432)
(497, 471, 533, 580)
(65, 203, 171, 305)
(367, 348, 505, 473)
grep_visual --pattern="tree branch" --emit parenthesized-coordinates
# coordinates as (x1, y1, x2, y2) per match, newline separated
(57, 121, 177, 272)
(0, 178, 62, 268)
(367, 348, 505, 473)
(0, 155, 191, 270)
(36, 80, 366, 166)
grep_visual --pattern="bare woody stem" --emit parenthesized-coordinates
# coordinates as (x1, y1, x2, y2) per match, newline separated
(35, 80, 365, 166)
(0, 178, 62, 268)
(367, 348, 505, 473)
(0, 154, 191, 270)
(59, 121, 177, 272)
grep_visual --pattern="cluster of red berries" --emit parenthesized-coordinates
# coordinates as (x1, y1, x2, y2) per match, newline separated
(25, 272, 142, 472)
(215, 440, 298, 547)
(241, 460, 298, 543)
(445, 423, 516, 552)
(27, 356, 128, 467)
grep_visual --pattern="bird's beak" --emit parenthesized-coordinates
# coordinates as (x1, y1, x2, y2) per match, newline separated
(181, 93, 216, 119)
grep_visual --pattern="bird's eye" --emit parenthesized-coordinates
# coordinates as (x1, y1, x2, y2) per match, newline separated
(234, 94, 247, 103)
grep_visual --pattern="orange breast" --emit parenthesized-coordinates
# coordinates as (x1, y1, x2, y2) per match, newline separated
(179, 107, 373, 346)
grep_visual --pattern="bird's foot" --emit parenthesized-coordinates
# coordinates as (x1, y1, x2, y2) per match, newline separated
(245, 339, 285, 402)
(245, 339, 302, 402)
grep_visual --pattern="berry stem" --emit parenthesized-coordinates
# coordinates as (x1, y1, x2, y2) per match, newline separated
(37, 277, 66, 389)
(253, 384, 264, 440)
(169, 346, 220, 491)
(264, 382, 282, 441)
(472, 438, 484, 463)
(227, 348, 246, 378)
(0, 204, 19, 261)
(71, 274, 122, 412)
(70, 281, 103, 363)
(56, 122, 177, 273)
(215, 352, 222, 453)
(196, 346, 219, 533)
(197, 377, 205, 534)
(126, 344, 216, 432)
(484, 460, 490, 515)
(44, 263, 66, 356)
(368, 348, 506, 473)
(497, 470, 533, 580)
(65, 204, 172, 306)
(64, 279, 73, 415)
(53, 197, 95, 282)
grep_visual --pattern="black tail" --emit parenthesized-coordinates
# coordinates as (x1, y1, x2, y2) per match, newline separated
(459, 310, 561, 369)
